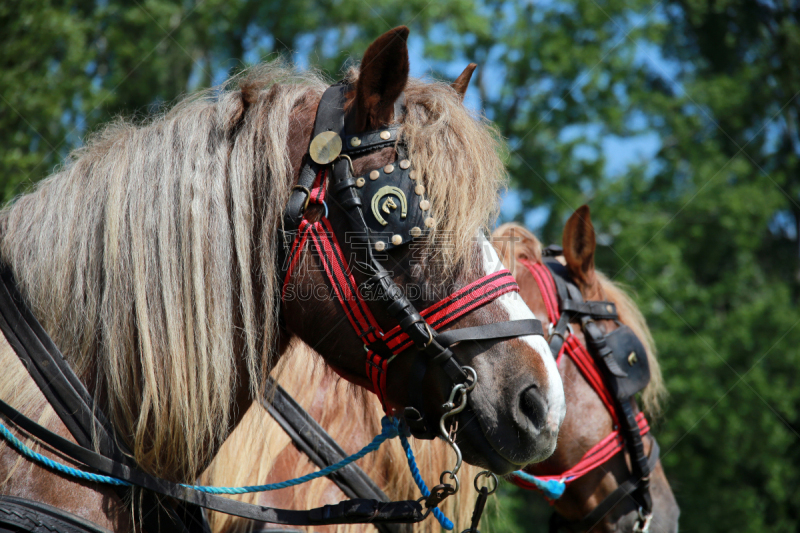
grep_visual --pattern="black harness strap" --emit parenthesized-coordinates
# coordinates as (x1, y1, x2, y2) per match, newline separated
(260, 381, 402, 533)
(0, 266, 195, 533)
(0, 398, 424, 527)
(0, 265, 424, 529)
(538, 259, 656, 531)
(0, 496, 113, 533)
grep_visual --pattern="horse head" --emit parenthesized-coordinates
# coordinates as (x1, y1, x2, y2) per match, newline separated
(493, 207, 679, 532)
(279, 27, 565, 474)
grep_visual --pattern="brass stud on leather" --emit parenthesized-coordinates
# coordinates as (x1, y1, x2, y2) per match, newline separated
(369, 170, 380, 181)
(384, 164, 395, 174)
(350, 137, 362, 147)
(415, 184, 425, 195)
(424, 217, 436, 228)
(399, 159, 410, 169)
(409, 226, 422, 238)
(420, 199, 430, 211)
(607, 304, 614, 313)
(408, 170, 417, 180)
(309, 131, 343, 164)
(380, 131, 391, 140)
(391, 234, 403, 246)
(374, 241, 386, 251)
(356, 177, 365, 188)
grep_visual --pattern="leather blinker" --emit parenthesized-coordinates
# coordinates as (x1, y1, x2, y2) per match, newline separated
(604, 325, 650, 400)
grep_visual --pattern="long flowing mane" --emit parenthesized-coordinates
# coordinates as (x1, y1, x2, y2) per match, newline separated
(0, 61, 507, 483)
(202, 342, 480, 533)
(492, 223, 666, 416)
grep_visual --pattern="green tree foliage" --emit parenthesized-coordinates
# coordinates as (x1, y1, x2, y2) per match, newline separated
(2, 1, 799, 531)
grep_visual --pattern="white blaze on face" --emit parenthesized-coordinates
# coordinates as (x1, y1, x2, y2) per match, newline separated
(478, 233, 566, 432)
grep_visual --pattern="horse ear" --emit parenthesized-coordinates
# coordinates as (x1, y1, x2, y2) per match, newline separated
(562, 205, 597, 288)
(352, 26, 410, 132)
(451, 63, 476, 101)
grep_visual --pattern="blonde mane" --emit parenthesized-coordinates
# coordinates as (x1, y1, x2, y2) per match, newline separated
(202, 342, 480, 533)
(0, 59, 507, 486)
(492, 223, 666, 416)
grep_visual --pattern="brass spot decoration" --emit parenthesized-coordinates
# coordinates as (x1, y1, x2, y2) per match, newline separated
(369, 170, 380, 181)
(370, 186, 408, 226)
(391, 234, 403, 245)
(399, 159, 411, 169)
(420, 199, 430, 211)
(408, 170, 417, 180)
(627, 351, 638, 366)
(409, 226, 422, 238)
(380, 131, 391, 140)
(356, 177, 365, 188)
(425, 217, 436, 228)
(350, 136, 362, 147)
(374, 241, 386, 251)
(384, 164, 395, 174)
(309, 131, 342, 165)
(415, 184, 425, 195)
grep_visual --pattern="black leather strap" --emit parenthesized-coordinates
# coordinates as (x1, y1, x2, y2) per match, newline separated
(343, 126, 400, 155)
(560, 300, 618, 320)
(550, 438, 660, 532)
(0, 398, 424, 527)
(0, 496, 113, 533)
(436, 319, 543, 346)
(0, 266, 193, 533)
(260, 381, 402, 533)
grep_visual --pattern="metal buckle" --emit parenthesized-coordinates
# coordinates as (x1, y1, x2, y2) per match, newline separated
(633, 507, 652, 533)
(547, 322, 573, 340)
(292, 185, 311, 212)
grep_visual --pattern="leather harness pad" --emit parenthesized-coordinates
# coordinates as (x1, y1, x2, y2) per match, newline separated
(604, 324, 651, 400)
(353, 160, 429, 249)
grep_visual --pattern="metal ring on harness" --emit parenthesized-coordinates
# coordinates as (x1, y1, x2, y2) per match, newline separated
(439, 470, 460, 494)
(547, 322, 573, 339)
(473, 471, 498, 495)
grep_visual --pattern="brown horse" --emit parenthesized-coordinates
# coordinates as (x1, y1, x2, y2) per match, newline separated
(494, 209, 679, 533)
(0, 27, 564, 532)
(204, 207, 678, 533)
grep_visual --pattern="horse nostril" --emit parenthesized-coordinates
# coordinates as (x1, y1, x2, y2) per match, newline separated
(519, 385, 547, 430)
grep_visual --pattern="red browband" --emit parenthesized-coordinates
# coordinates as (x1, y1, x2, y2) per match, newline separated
(512, 259, 651, 490)
(282, 169, 521, 409)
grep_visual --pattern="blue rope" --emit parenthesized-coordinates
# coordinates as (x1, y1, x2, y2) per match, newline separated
(399, 432, 454, 531)
(0, 422, 131, 487)
(183, 416, 400, 493)
(509, 470, 566, 500)
(0, 415, 455, 528)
